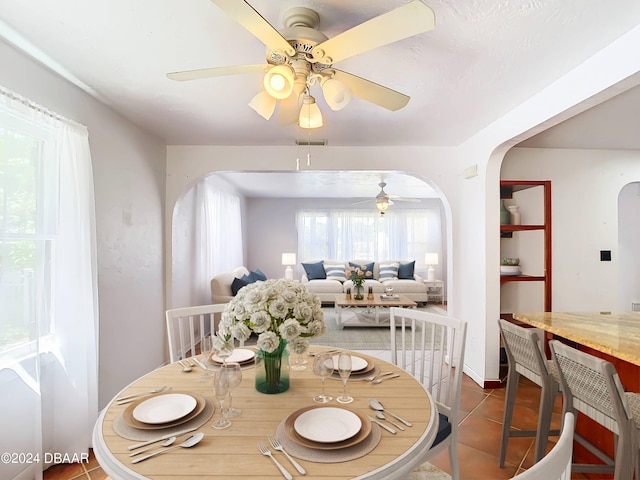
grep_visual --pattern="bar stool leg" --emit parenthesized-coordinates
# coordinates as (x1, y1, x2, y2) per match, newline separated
(499, 368, 520, 467)
(534, 382, 555, 462)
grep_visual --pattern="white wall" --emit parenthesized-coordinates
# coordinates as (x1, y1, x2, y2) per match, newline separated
(0, 40, 167, 408)
(502, 147, 640, 312)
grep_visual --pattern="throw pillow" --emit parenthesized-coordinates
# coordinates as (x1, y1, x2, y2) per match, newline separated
(302, 261, 326, 280)
(325, 264, 347, 282)
(378, 262, 400, 281)
(231, 276, 249, 296)
(253, 268, 267, 281)
(348, 261, 374, 275)
(398, 261, 416, 279)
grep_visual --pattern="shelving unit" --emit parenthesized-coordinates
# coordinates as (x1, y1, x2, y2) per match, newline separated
(500, 180, 552, 317)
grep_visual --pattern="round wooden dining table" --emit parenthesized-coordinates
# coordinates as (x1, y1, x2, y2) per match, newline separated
(93, 347, 438, 479)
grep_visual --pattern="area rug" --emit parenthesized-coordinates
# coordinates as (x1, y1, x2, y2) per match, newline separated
(409, 462, 452, 480)
(308, 305, 447, 350)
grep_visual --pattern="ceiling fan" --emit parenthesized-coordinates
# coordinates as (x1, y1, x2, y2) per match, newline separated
(354, 182, 421, 215)
(167, 0, 435, 127)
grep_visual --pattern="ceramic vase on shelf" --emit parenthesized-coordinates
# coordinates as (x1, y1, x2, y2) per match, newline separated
(507, 205, 521, 225)
(353, 283, 364, 300)
(500, 200, 511, 225)
(255, 340, 289, 394)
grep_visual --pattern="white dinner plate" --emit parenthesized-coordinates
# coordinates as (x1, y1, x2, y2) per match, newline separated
(211, 348, 255, 364)
(132, 393, 197, 424)
(294, 407, 362, 443)
(332, 354, 368, 372)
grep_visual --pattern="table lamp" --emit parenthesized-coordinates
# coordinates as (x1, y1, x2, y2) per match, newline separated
(282, 253, 296, 280)
(425, 253, 439, 282)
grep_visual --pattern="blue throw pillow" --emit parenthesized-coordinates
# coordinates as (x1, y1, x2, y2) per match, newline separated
(302, 261, 326, 280)
(231, 277, 249, 296)
(398, 261, 416, 279)
(253, 268, 267, 281)
(348, 261, 374, 274)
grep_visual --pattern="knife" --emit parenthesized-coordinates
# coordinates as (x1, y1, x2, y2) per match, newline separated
(127, 427, 198, 450)
(367, 415, 396, 434)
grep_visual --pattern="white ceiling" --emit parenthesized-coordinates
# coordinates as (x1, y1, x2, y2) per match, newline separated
(2, 0, 640, 149)
(1, 1, 639, 199)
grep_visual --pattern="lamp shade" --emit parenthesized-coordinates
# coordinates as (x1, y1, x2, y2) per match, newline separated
(249, 90, 277, 120)
(299, 96, 323, 129)
(321, 77, 352, 111)
(281, 253, 296, 266)
(263, 65, 295, 100)
(425, 253, 439, 265)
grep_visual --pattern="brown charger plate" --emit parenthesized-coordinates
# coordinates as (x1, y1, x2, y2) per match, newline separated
(331, 356, 374, 375)
(122, 391, 206, 430)
(283, 405, 372, 450)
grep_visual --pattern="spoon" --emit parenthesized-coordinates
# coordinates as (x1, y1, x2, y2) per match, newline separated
(368, 398, 413, 427)
(372, 373, 400, 384)
(178, 360, 192, 372)
(129, 436, 176, 457)
(131, 433, 204, 464)
(375, 411, 405, 431)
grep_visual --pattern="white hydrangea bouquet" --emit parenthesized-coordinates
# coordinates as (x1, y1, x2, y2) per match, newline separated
(219, 279, 326, 393)
(220, 278, 326, 352)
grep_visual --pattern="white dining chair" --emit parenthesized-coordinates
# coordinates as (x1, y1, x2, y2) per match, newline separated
(550, 339, 640, 480)
(165, 303, 229, 363)
(390, 307, 467, 480)
(511, 412, 575, 480)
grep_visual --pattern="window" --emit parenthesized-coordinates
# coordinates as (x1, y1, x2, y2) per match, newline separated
(296, 208, 441, 262)
(0, 116, 56, 353)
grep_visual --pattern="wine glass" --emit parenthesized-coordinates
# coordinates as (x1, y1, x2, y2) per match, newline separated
(290, 341, 309, 371)
(211, 370, 231, 430)
(336, 353, 353, 404)
(312, 352, 334, 404)
(220, 362, 242, 418)
(213, 333, 235, 365)
(198, 335, 215, 378)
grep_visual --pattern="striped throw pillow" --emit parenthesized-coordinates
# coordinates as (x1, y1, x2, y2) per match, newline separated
(378, 262, 400, 281)
(325, 264, 347, 282)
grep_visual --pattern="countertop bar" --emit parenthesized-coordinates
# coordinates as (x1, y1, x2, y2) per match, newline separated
(512, 311, 640, 366)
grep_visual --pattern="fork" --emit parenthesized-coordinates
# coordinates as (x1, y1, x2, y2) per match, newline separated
(364, 370, 394, 381)
(258, 442, 293, 480)
(115, 386, 171, 405)
(268, 436, 306, 475)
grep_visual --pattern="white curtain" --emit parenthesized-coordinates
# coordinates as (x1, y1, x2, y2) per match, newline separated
(296, 208, 442, 263)
(0, 86, 98, 480)
(192, 177, 243, 304)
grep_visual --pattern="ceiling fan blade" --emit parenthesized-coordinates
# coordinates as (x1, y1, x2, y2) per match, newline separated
(390, 197, 421, 203)
(276, 93, 302, 125)
(167, 64, 269, 81)
(209, 0, 295, 56)
(332, 69, 409, 111)
(311, 0, 435, 64)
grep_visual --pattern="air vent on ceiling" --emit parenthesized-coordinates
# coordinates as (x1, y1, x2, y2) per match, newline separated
(295, 139, 327, 146)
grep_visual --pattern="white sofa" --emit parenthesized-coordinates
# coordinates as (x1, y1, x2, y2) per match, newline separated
(210, 266, 250, 304)
(300, 260, 428, 304)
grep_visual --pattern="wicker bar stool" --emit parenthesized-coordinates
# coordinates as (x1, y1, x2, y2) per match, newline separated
(550, 339, 640, 480)
(498, 319, 562, 467)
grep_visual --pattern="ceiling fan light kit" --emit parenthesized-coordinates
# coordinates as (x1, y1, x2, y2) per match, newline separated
(249, 90, 277, 120)
(299, 95, 323, 129)
(169, 0, 435, 127)
(263, 64, 295, 99)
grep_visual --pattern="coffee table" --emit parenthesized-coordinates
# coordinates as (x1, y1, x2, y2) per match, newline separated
(334, 293, 417, 329)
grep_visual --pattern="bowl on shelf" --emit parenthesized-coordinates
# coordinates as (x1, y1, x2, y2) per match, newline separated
(500, 265, 521, 276)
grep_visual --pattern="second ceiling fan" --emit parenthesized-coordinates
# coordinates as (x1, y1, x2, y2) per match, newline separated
(167, 0, 435, 127)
